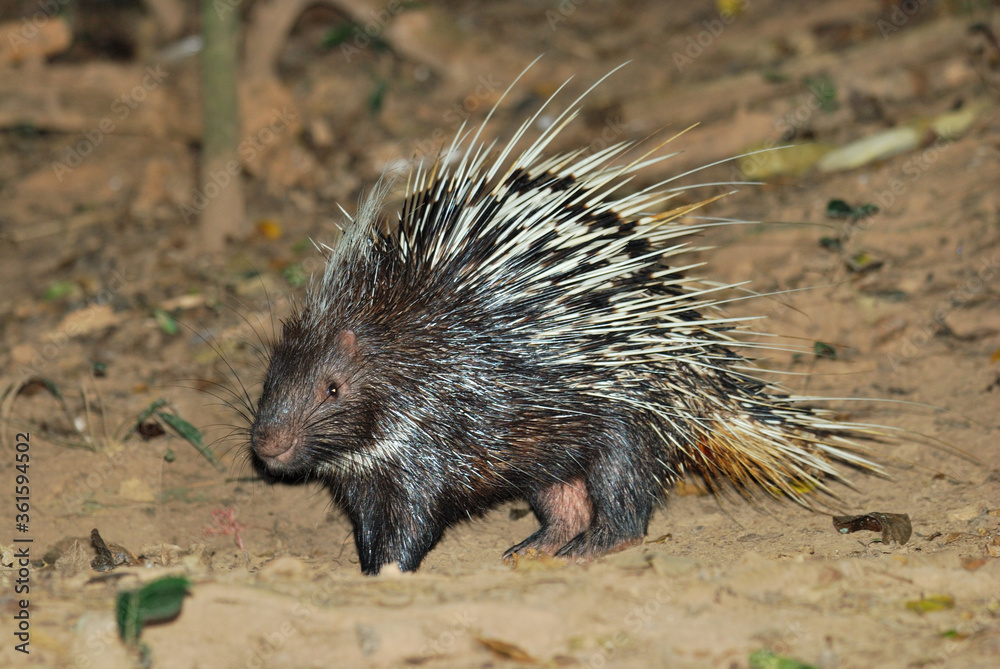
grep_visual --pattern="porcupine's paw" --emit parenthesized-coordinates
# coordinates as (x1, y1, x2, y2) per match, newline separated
(502, 526, 572, 563)
(554, 526, 644, 562)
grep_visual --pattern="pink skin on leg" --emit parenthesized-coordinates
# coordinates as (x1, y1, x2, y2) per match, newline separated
(504, 478, 592, 560)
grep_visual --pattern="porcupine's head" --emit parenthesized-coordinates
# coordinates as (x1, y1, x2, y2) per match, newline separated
(250, 319, 367, 477)
(249, 193, 403, 480)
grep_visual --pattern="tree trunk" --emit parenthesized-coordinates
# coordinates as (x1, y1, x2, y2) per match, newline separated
(198, 0, 244, 252)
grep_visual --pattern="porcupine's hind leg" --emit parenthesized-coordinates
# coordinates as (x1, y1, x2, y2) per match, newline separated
(502, 477, 593, 561)
(554, 427, 664, 560)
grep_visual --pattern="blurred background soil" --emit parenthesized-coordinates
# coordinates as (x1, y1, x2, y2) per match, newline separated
(1, 1, 999, 667)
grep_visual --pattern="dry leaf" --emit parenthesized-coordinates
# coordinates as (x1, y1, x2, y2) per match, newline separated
(833, 512, 912, 544)
(91, 528, 141, 572)
(476, 636, 538, 664)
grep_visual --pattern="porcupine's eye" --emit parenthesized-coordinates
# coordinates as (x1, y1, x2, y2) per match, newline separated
(315, 379, 345, 406)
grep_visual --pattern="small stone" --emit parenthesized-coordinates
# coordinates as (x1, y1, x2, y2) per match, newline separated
(256, 555, 309, 581)
(55, 540, 91, 575)
(356, 623, 381, 656)
(117, 478, 156, 503)
(648, 554, 698, 578)
(950, 503, 987, 523)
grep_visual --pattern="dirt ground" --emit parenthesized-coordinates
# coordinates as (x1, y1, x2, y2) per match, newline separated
(1, 1, 999, 667)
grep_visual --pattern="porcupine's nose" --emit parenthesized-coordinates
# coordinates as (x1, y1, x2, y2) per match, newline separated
(250, 423, 299, 464)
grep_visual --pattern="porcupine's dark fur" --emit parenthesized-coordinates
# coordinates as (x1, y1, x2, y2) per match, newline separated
(248, 70, 883, 575)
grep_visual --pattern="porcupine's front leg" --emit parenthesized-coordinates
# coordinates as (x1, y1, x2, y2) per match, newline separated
(339, 482, 445, 575)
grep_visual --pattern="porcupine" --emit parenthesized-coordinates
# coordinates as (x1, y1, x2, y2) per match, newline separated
(248, 70, 884, 575)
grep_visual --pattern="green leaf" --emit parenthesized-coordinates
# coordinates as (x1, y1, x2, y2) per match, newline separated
(826, 198, 878, 222)
(906, 594, 955, 614)
(761, 69, 789, 83)
(368, 78, 388, 114)
(42, 280, 78, 301)
(117, 576, 191, 646)
(845, 251, 882, 273)
(854, 203, 879, 218)
(156, 411, 223, 471)
(12, 121, 40, 138)
(804, 75, 838, 113)
(825, 199, 854, 219)
(749, 649, 817, 669)
(24, 376, 64, 401)
(813, 341, 837, 359)
(136, 399, 168, 424)
(282, 262, 308, 288)
(818, 236, 842, 251)
(153, 308, 179, 335)
(321, 22, 357, 48)
(291, 237, 313, 253)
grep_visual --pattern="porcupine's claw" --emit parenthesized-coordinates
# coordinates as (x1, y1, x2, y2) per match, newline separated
(554, 529, 645, 561)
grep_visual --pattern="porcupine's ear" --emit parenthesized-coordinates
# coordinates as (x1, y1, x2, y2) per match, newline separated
(323, 329, 359, 403)
(335, 329, 359, 361)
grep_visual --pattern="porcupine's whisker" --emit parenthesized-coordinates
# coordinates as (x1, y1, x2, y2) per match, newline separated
(175, 315, 260, 420)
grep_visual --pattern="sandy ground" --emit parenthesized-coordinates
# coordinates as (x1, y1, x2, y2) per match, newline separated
(1, 1, 999, 667)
